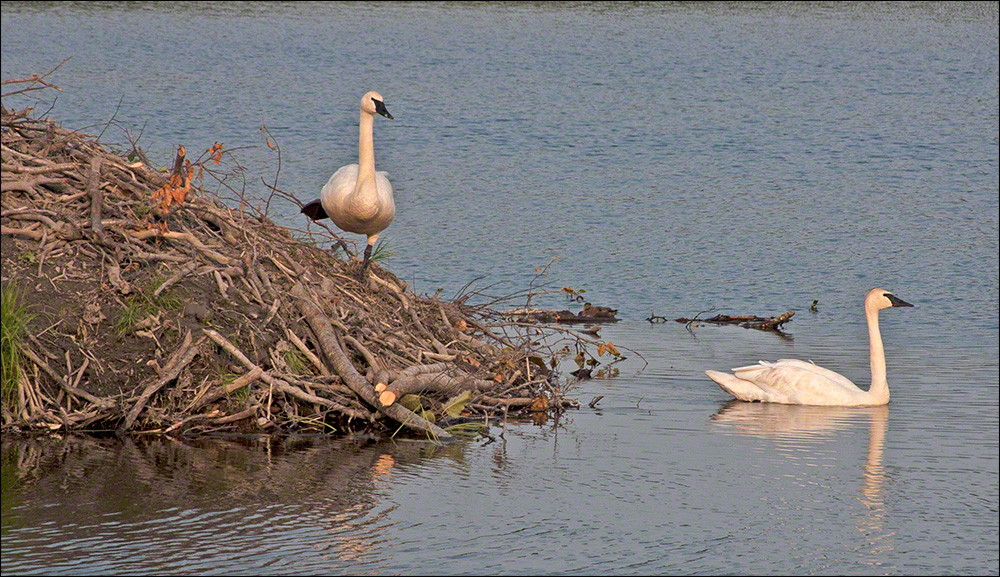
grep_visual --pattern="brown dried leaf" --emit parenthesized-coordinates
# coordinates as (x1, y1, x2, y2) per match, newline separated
(529, 396, 549, 413)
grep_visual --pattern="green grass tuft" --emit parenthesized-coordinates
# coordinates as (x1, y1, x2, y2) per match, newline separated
(114, 278, 183, 336)
(371, 238, 395, 263)
(1, 282, 32, 412)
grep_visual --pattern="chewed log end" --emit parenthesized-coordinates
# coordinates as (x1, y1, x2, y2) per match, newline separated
(378, 390, 397, 407)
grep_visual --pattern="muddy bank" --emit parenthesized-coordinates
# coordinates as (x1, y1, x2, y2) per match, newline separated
(1, 90, 608, 441)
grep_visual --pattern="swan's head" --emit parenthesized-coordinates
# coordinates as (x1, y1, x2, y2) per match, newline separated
(866, 288, 914, 311)
(361, 91, 393, 120)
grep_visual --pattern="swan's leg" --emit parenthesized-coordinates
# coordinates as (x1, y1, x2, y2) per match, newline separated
(356, 237, 376, 280)
(361, 244, 373, 273)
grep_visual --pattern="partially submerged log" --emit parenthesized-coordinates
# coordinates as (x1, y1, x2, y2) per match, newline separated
(673, 310, 795, 331)
(504, 302, 620, 324)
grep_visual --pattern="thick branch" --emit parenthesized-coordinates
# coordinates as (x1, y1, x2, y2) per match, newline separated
(291, 283, 455, 441)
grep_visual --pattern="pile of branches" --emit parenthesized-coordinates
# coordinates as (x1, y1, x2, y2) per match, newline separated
(1, 85, 592, 441)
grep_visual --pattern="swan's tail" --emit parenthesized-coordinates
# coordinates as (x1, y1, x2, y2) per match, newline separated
(705, 370, 768, 402)
(301, 200, 330, 221)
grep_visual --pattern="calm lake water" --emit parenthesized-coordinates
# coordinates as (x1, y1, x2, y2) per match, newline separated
(2, 2, 998, 575)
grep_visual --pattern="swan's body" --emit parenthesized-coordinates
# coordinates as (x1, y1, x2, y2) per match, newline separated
(705, 289, 913, 406)
(302, 91, 394, 273)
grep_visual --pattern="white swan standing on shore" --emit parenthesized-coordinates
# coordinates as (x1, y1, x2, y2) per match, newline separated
(705, 288, 913, 406)
(302, 91, 394, 274)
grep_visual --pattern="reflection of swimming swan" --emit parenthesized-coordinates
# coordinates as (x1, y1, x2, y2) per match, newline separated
(711, 402, 889, 539)
(302, 91, 394, 274)
(705, 289, 913, 406)
(710, 401, 885, 441)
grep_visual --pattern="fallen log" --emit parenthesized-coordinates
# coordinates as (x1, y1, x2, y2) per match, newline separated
(291, 283, 456, 441)
(673, 310, 796, 331)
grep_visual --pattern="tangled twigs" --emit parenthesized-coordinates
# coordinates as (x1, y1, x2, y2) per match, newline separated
(119, 330, 202, 433)
(203, 328, 371, 423)
(0, 57, 69, 98)
(291, 283, 455, 441)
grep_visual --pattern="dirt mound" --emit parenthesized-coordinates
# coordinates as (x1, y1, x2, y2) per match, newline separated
(1, 88, 594, 440)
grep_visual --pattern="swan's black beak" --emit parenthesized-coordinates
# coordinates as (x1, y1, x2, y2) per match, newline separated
(886, 294, 913, 308)
(374, 98, 393, 120)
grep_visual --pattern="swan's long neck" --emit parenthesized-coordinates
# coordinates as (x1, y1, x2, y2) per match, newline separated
(357, 111, 376, 187)
(866, 304, 889, 403)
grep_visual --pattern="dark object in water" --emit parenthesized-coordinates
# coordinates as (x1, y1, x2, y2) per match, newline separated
(674, 311, 795, 331)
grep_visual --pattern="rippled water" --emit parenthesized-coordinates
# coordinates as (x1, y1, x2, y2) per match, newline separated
(2, 2, 998, 575)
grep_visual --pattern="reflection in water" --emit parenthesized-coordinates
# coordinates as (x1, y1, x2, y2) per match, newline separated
(0, 434, 468, 574)
(709, 402, 892, 560)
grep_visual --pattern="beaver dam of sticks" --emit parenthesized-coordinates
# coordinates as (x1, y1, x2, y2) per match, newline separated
(1, 99, 623, 442)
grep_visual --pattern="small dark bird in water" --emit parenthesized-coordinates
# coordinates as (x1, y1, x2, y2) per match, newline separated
(580, 302, 618, 319)
(809, 300, 819, 312)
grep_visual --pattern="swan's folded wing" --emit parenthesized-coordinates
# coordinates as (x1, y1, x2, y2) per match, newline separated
(733, 361, 862, 405)
(773, 359, 861, 393)
(322, 164, 360, 204)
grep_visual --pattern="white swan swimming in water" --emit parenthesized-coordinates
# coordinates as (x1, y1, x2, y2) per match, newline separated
(705, 288, 913, 406)
(302, 91, 394, 274)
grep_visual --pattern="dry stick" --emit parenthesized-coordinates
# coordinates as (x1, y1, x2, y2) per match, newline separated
(100, 238, 192, 264)
(476, 395, 536, 408)
(187, 366, 264, 412)
(244, 263, 267, 305)
(213, 269, 229, 298)
(290, 283, 455, 441)
(260, 298, 280, 329)
(1, 162, 78, 174)
(1, 225, 44, 240)
(5, 212, 61, 230)
(19, 345, 113, 408)
(279, 375, 357, 401)
(119, 331, 202, 433)
(398, 362, 452, 378)
(123, 229, 235, 266)
(368, 271, 408, 311)
(203, 328, 371, 422)
(438, 303, 501, 355)
(190, 205, 238, 245)
(745, 310, 795, 330)
(255, 265, 276, 300)
(87, 157, 104, 242)
(342, 334, 380, 374)
(379, 372, 497, 407)
(441, 301, 513, 350)
(162, 409, 222, 434)
(16, 373, 31, 421)
(285, 327, 329, 376)
(153, 259, 199, 297)
(105, 257, 131, 294)
(375, 362, 450, 396)
(209, 404, 260, 425)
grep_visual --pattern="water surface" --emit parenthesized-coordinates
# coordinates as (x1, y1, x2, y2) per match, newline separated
(1, 2, 997, 575)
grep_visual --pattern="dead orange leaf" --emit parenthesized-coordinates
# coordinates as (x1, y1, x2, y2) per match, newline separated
(529, 396, 549, 412)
